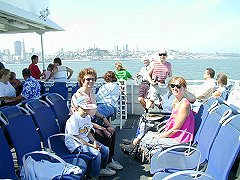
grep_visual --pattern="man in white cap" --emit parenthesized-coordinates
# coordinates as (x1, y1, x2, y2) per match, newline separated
(136, 57, 152, 109)
(65, 95, 116, 178)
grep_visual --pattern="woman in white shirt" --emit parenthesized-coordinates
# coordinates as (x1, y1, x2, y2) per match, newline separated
(0, 68, 16, 104)
(96, 71, 120, 118)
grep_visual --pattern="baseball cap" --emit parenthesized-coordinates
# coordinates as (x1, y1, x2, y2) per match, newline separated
(76, 96, 97, 110)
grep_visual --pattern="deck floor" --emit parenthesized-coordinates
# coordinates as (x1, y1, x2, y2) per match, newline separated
(99, 114, 151, 180)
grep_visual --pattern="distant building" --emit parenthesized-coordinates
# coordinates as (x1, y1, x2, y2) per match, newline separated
(14, 41, 22, 56)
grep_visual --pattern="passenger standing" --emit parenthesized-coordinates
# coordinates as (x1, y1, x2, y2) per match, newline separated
(47, 57, 73, 81)
(145, 49, 172, 112)
(28, 55, 42, 79)
(136, 58, 151, 109)
(114, 62, 133, 81)
(42, 63, 54, 80)
(195, 68, 215, 100)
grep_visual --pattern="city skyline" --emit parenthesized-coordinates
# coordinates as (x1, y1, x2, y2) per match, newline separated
(1, 0, 240, 54)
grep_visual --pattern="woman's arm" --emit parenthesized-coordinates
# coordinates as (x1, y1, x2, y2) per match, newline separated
(212, 90, 221, 98)
(95, 110, 110, 126)
(160, 99, 190, 138)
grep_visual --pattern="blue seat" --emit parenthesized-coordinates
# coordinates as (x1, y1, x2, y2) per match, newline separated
(49, 82, 69, 100)
(0, 127, 18, 179)
(24, 99, 94, 172)
(152, 114, 240, 180)
(0, 105, 87, 178)
(43, 93, 70, 133)
(150, 103, 232, 174)
(71, 83, 80, 97)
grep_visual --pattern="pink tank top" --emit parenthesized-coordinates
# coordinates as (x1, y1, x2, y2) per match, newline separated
(165, 98, 195, 143)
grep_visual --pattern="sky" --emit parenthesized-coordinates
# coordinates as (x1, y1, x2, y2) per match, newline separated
(1, 0, 240, 54)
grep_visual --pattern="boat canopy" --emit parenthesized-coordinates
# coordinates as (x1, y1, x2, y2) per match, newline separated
(0, 1, 63, 34)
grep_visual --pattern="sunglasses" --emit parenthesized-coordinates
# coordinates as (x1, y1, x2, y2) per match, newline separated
(85, 78, 96, 82)
(159, 53, 167, 56)
(170, 84, 182, 89)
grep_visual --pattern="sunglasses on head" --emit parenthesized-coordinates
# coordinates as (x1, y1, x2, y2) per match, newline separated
(159, 53, 167, 56)
(85, 78, 96, 82)
(170, 84, 182, 89)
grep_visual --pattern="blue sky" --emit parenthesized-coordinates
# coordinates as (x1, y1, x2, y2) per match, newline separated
(1, 0, 240, 54)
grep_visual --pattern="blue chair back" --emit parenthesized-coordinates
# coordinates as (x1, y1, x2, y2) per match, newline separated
(45, 93, 70, 132)
(0, 127, 18, 179)
(71, 83, 80, 97)
(206, 114, 240, 179)
(193, 98, 219, 143)
(48, 82, 69, 100)
(197, 104, 232, 162)
(1, 106, 42, 166)
(25, 99, 60, 147)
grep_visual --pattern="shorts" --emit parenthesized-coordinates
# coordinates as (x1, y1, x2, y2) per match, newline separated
(147, 84, 167, 101)
(138, 81, 150, 98)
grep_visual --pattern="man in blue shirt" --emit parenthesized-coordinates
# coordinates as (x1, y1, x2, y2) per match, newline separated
(5, 68, 41, 103)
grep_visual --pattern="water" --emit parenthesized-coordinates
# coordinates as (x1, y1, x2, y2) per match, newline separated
(4, 58, 240, 81)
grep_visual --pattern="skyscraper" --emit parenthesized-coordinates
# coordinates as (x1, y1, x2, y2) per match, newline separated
(22, 39, 26, 60)
(14, 41, 22, 57)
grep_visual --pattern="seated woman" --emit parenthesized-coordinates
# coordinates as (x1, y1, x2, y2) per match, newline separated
(9, 71, 23, 96)
(96, 71, 119, 118)
(70, 68, 123, 171)
(0, 68, 16, 106)
(139, 76, 195, 160)
(212, 73, 228, 100)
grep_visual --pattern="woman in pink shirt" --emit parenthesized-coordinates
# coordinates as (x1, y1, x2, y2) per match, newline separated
(140, 76, 195, 158)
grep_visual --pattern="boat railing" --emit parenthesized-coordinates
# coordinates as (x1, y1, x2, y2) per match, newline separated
(38, 78, 240, 128)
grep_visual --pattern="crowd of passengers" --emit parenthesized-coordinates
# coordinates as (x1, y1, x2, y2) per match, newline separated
(0, 50, 230, 179)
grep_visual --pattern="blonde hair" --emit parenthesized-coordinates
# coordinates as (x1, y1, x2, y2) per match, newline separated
(168, 76, 187, 88)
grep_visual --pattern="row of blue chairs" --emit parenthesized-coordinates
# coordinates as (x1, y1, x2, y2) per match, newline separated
(0, 93, 94, 179)
(149, 97, 240, 179)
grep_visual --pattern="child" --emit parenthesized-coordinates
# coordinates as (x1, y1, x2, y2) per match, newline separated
(65, 95, 116, 178)
(43, 63, 54, 80)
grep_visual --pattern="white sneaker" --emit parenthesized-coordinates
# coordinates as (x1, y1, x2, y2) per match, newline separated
(99, 168, 116, 176)
(107, 159, 123, 170)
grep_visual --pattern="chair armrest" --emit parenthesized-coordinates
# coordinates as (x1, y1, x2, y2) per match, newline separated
(47, 133, 83, 152)
(161, 170, 214, 180)
(157, 145, 202, 171)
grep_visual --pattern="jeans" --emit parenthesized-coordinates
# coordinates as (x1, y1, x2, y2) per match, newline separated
(73, 141, 109, 177)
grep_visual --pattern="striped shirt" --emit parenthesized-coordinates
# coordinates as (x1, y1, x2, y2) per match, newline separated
(152, 60, 172, 82)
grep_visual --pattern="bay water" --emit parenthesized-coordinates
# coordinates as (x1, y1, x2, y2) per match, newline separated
(4, 58, 239, 81)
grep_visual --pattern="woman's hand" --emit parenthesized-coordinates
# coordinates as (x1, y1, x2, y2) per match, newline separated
(93, 140, 101, 150)
(102, 117, 110, 126)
